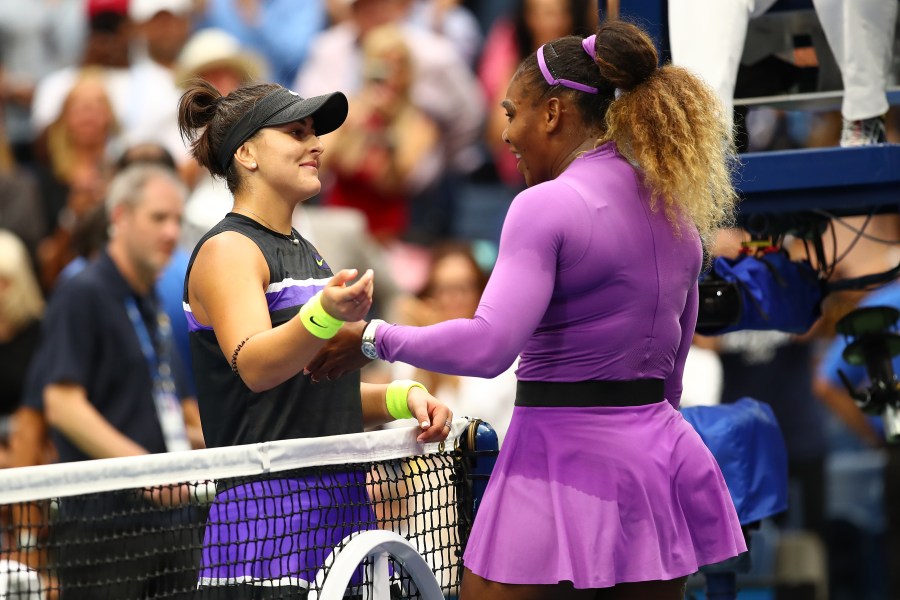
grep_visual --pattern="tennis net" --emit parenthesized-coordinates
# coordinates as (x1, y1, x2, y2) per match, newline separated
(0, 418, 493, 600)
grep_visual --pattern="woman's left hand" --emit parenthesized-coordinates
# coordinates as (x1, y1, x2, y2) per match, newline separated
(407, 386, 453, 444)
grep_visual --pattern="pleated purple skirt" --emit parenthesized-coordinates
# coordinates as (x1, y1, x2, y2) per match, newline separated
(463, 402, 747, 588)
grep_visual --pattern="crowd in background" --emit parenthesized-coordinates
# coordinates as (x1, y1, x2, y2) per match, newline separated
(0, 0, 900, 598)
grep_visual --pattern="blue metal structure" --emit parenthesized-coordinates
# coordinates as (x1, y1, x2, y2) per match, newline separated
(736, 144, 900, 217)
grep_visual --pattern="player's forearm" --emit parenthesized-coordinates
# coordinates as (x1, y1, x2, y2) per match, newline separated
(360, 383, 393, 428)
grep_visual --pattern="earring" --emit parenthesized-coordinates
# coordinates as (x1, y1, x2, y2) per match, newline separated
(250, 162, 257, 169)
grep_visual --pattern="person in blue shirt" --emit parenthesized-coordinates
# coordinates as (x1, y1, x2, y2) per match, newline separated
(196, 0, 327, 87)
(814, 281, 900, 598)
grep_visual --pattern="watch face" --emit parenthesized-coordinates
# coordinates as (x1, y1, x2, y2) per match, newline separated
(361, 341, 378, 360)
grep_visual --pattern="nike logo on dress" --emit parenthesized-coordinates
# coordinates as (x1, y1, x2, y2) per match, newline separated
(315, 257, 325, 267)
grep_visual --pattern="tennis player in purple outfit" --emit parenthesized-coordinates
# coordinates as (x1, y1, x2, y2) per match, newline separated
(310, 19, 747, 600)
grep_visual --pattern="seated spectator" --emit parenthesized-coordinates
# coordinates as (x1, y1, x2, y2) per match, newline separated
(124, 0, 194, 164)
(174, 28, 266, 95)
(405, 0, 483, 66)
(174, 28, 269, 250)
(196, 0, 327, 87)
(0, 107, 45, 261)
(390, 241, 516, 444)
(32, 69, 117, 291)
(0, 0, 86, 164)
(0, 230, 44, 468)
(322, 23, 442, 244)
(296, 0, 485, 177)
(478, 0, 596, 187)
(30, 0, 131, 143)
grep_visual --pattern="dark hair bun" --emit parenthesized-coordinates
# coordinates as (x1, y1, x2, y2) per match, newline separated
(594, 21, 658, 91)
(178, 79, 222, 134)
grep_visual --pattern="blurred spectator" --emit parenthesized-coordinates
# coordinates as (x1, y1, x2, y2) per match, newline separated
(174, 27, 266, 93)
(322, 24, 442, 243)
(55, 142, 199, 400)
(461, 0, 517, 36)
(0, 106, 45, 261)
(0, 0, 86, 164)
(196, 0, 326, 87)
(125, 0, 195, 164)
(814, 281, 900, 598)
(478, 0, 596, 187)
(116, 142, 197, 397)
(405, 0, 483, 66)
(669, 0, 897, 146)
(30, 0, 131, 142)
(390, 241, 516, 444)
(0, 230, 44, 468)
(296, 0, 485, 177)
(14, 143, 199, 475)
(35, 163, 198, 461)
(33, 165, 200, 595)
(325, 0, 354, 25)
(175, 27, 268, 249)
(175, 27, 266, 194)
(33, 69, 117, 291)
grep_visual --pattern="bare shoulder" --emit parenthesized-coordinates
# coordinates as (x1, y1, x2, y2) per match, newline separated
(194, 230, 267, 274)
(189, 231, 270, 310)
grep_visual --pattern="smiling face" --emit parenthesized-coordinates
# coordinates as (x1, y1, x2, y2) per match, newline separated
(247, 117, 324, 202)
(501, 76, 553, 187)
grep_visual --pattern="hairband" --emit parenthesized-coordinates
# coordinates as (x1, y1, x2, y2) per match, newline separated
(536, 35, 599, 95)
(582, 34, 596, 59)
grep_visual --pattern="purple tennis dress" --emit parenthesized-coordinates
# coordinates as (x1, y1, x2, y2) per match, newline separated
(377, 143, 747, 588)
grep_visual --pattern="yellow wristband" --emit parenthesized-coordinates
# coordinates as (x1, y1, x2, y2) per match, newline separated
(386, 379, 426, 420)
(298, 291, 344, 339)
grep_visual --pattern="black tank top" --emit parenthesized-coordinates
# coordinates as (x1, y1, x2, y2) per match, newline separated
(184, 213, 363, 448)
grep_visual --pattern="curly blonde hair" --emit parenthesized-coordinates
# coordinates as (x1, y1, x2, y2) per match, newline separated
(601, 63, 739, 245)
(515, 20, 738, 246)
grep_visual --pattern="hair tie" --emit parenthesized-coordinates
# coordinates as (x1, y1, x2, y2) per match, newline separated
(582, 35, 596, 59)
(537, 43, 598, 94)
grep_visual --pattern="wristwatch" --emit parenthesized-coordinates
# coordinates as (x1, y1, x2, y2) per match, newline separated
(361, 319, 386, 360)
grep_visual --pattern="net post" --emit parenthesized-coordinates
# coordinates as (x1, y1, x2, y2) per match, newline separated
(455, 419, 499, 552)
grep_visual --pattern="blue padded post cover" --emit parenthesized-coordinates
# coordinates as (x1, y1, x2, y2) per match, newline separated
(682, 398, 789, 525)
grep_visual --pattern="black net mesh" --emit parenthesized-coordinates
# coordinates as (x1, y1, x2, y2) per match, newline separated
(0, 430, 485, 600)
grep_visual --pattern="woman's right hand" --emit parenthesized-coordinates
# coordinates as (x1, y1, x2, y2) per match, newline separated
(321, 269, 374, 322)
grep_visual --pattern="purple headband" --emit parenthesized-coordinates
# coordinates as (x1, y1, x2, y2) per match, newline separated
(536, 34, 599, 94)
(582, 34, 597, 58)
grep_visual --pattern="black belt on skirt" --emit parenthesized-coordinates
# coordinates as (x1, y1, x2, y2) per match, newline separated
(515, 379, 665, 408)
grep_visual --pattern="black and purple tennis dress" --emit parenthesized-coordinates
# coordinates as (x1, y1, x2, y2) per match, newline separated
(184, 213, 371, 590)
